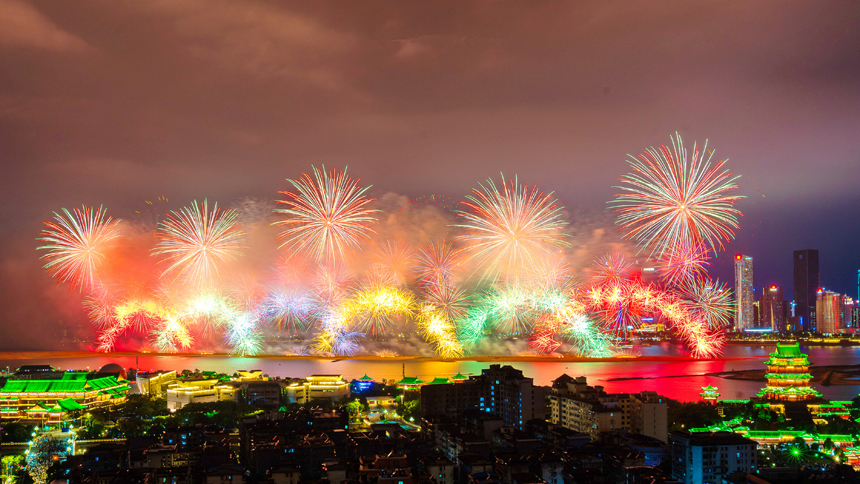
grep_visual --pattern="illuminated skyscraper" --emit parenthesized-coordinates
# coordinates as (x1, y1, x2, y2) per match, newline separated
(816, 289, 841, 334)
(760, 285, 785, 332)
(734, 255, 754, 330)
(793, 249, 819, 332)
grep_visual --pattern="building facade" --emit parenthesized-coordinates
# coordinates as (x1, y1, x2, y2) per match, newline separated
(670, 431, 757, 484)
(816, 289, 843, 334)
(734, 255, 754, 330)
(759, 285, 785, 332)
(630, 392, 668, 443)
(793, 249, 819, 332)
(420, 365, 545, 430)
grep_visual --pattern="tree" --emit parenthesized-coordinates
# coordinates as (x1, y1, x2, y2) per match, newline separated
(1, 455, 24, 483)
(26, 435, 68, 484)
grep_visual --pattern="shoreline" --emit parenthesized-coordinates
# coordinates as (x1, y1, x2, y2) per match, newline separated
(0, 350, 756, 364)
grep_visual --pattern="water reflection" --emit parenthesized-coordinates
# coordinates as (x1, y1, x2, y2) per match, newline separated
(1, 345, 859, 402)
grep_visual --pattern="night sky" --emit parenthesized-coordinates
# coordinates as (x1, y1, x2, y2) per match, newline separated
(1, 1, 859, 348)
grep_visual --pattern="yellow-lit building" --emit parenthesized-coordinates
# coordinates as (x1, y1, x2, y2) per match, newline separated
(284, 375, 350, 404)
(135, 370, 177, 397)
(165, 377, 236, 411)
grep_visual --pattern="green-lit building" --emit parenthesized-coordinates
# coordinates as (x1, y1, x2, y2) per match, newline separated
(756, 342, 822, 402)
(0, 371, 129, 422)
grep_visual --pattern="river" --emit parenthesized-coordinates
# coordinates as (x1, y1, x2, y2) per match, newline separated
(1, 344, 859, 402)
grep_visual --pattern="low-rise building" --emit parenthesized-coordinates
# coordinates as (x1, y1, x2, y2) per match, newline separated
(166, 377, 236, 411)
(136, 370, 177, 397)
(283, 375, 350, 404)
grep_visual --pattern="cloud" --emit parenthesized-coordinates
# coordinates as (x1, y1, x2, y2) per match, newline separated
(0, 0, 90, 53)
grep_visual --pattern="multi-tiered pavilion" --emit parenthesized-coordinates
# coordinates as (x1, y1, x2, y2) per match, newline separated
(756, 342, 822, 402)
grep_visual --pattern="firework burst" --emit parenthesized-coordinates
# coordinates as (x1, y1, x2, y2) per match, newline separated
(275, 166, 379, 262)
(611, 133, 743, 256)
(37, 205, 121, 291)
(152, 200, 246, 283)
(456, 176, 569, 279)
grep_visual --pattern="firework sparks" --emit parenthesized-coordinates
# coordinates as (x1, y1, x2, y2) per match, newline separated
(38, 205, 121, 291)
(275, 166, 379, 262)
(456, 176, 569, 279)
(611, 133, 743, 256)
(152, 200, 246, 283)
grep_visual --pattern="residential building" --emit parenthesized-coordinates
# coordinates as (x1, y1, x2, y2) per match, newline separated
(420, 365, 545, 430)
(670, 431, 757, 484)
(548, 375, 634, 438)
(630, 391, 668, 443)
(482, 365, 547, 429)
(793, 249, 819, 331)
(734, 255, 754, 330)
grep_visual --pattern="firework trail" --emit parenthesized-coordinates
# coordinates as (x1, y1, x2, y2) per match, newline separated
(37, 205, 121, 291)
(225, 311, 263, 356)
(152, 200, 246, 284)
(456, 176, 569, 279)
(611, 133, 743, 256)
(275, 166, 379, 263)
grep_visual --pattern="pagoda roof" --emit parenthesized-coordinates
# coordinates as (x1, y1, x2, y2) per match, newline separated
(357, 374, 374, 382)
(773, 342, 804, 357)
(396, 376, 425, 384)
(701, 385, 719, 391)
(57, 399, 86, 411)
(428, 377, 451, 385)
(452, 372, 467, 380)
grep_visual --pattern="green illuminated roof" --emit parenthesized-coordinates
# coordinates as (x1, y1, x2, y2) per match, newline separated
(396, 376, 425, 385)
(765, 373, 812, 380)
(358, 374, 374, 382)
(453, 372, 467, 380)
(701, 385, 719, 391)
(61, 372, 89, 381)
(756, 386, 822, 398)
(775, 342, 803, 357)
(57, 399, 85, 411)
(0, 375, 125, 394)
(428, 377, 451, 385)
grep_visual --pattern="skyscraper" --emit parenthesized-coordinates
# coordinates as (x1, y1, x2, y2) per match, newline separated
(734, 255, 754, 330)
(793, 249, 819, 332)
(816, 289, 841, 334)
(760, 285, 785, 332)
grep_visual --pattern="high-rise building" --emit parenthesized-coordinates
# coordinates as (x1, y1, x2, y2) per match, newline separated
(420, 364, 545, 430)
(816, 289, 842, 334)
(793, 249, 819, 332)
(734, 255, 754, 330)
(759, 285, 785, 332)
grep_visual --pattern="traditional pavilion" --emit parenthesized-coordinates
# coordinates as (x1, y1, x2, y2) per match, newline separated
(427, 377, 451, 385)
(700, 385, 720, 404)
(451, 372, 468, 383)
(756, 342, 822, 402)
(354, 374, 375, 392)
(0, 371, 128, 421)
(395, 376, 425, 391)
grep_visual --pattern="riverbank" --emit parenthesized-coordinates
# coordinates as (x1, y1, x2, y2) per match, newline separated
(0, 350, 755, 364)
